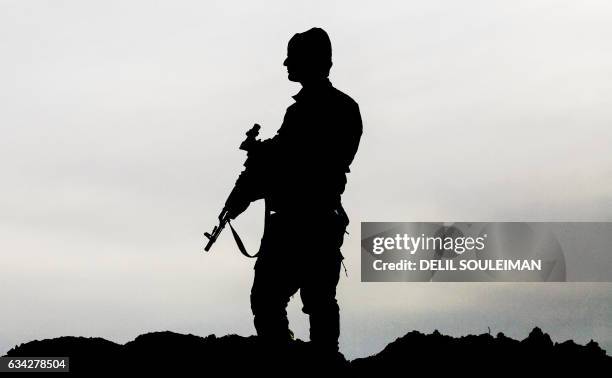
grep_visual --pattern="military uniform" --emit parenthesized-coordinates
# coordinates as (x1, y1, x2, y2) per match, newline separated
(229, 78, 362, 351)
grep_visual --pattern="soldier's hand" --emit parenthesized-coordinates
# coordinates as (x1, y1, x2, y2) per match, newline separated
(224, 191, 250, 220)
(225, 200, 249, 220)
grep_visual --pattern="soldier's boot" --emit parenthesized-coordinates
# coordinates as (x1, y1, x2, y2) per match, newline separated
(307, 298, 340, 353)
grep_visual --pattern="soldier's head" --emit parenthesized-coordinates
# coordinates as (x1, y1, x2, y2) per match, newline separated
(283, 27, 332, 83)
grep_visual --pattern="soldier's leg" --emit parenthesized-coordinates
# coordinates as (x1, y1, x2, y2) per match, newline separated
(250, 253, 299, 344)
(300, 253, 342, 352)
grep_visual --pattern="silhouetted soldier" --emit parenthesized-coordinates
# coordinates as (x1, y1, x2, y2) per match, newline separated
(224, 27, 362, 353)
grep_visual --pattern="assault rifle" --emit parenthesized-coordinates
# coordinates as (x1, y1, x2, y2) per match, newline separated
(204, 124, 261, 253)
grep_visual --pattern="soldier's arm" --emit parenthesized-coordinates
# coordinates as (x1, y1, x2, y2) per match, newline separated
(322, 100, 363, 173)
(224, 104, 299, 219)
(224, 134, 282, 219)
(223, 149, 266, 219)
(342, 101, 363, 170)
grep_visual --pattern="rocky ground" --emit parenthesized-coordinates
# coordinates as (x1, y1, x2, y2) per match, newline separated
(5, 327, 610, 374)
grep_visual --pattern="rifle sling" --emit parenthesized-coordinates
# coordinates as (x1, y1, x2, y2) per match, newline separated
(227, 220, 258, 258)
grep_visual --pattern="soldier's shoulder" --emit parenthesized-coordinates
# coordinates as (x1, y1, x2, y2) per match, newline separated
(330, 86, 359, 108)
(285, 101, 299, 115)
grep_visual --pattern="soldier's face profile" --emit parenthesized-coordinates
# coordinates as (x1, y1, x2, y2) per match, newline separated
(283, 46, 303, 82)
(283, 33, 332, 84)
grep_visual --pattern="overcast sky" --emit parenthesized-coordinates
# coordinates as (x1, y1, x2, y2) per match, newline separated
(1, 0, 611, 358)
